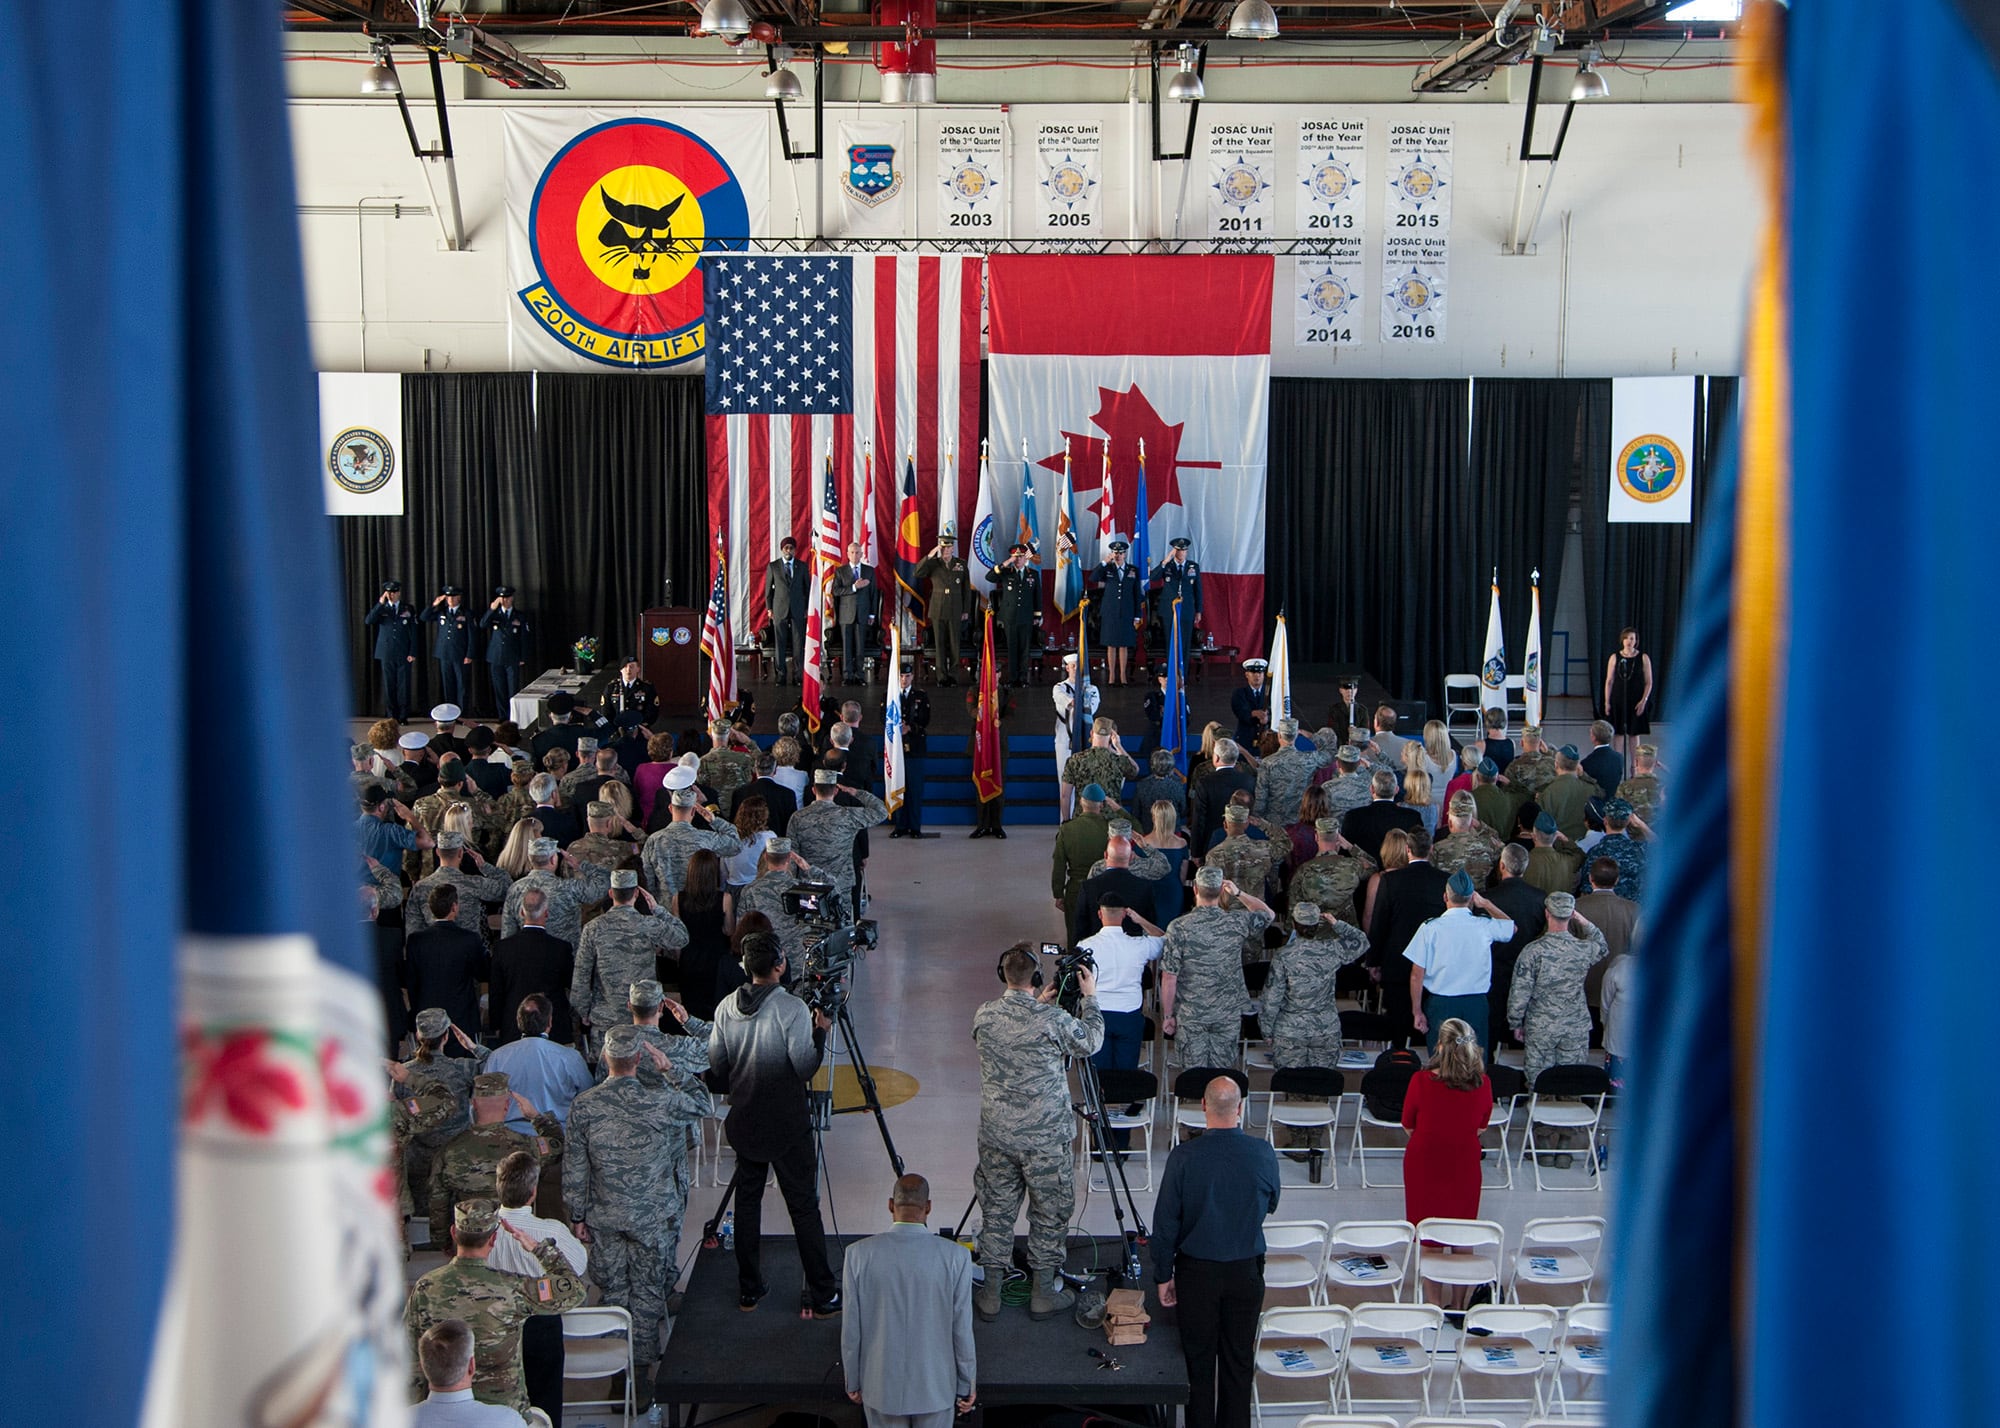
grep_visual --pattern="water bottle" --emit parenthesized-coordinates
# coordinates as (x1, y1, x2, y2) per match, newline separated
(720, 1210, 735, 1249)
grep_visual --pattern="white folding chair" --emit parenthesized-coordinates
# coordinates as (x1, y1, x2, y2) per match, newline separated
(560, 1305, 636, 1422)
(1524, 1066, 1609, 1191)
(1322, 1220, 1417, 1305)
(1261, 1219, 1332, 1304)
(1407, 1418, 1509, 1428)
(1350, 1100, 1409, 1188)
(1414, 1219, 1505, 1309)
(1553, 1302, 1611, 1415)
(1447, 1303, 1562, 1418)
(1339, 1302, 1445, 1415)
(1266, 1068, 1346, 1188)
(1298, 1417, 1400, 1428)
(1507, 1217, 1607, 1305)
(705, 1098, 735, 1186)
(1502, 674, 1528, 735)
(1251, 1305, 1350, 1422)
(1479, 1066, 1525, 1191)
(1443, 674, 1483, 738)
(1171, 1067, 1246, 1147)
(1084, 1067, 1158, 1194)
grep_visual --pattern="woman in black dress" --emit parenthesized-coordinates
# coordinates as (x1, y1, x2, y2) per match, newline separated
(670, 849, 735, 1020)
(1603, 627, 1655, 762)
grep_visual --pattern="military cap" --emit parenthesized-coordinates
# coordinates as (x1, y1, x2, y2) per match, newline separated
(1062, 652, 1080, 667)
(441, 583, 462, 597)
(940, 521, 959, 539)
(437, 756, 464, 783)
(381, 578, 403, 593)
(1534, 812, 1559, 835)
(586, 800, 614, 819)
(628, 979, 665, 1008)
(1521, 724, 1543, 739)
(530, 837, 559, 858)
(711, 717, 733, 736)
(471, 1073, 510, 1098)
(615, 709, 649, 730)
(603, 1025, 643, 1060)
(1242, 658, 1268, 672)
(663, 765, 697, 790)
(1169, 537, 1192, 550)
(493, 584, 516, 597)
(1446, 869, 1477, 899)
(414, 1008, 451, 1038)
(1557, 743, 1580, 760)
(670, 788, 698, 807)
(1335, 745, 1362, 763)
(431, 703, 462, 724)
(1223, 803, 1248, 823)
(1081, 782, 1107, 802)
(1275, 717, 1299, 739)
(814, 767, 841, 785)
(1292, 901, 1322, 927)
(1008, 541, 1029, 554)
(576, 736, 598, 755)
(1545, 891, 1577, 919)
(547, 692, 575, 715)
(1315, 815, 1342, 835)
(609, 868, 639, 890)
(899, 661, 915, 675)
(437, 830, 467, 851)
(351, 742, 374, 761)
(454, 1199, 499, 1235)
(621, 653, 640, 666)
(1107, 818, 1135, 838)
(679, 752, 702, 768)
(1604, 797, 1633, 818)
(1476, 757, 1500, 777)
(1193, 865, 1225, 891)
(766, 837, 793, 857)
(399, 731, 430, 751)
(1337, 675, 1359, 689)
(1108, 539, 1129, 552)
(465, 725, 495, 752)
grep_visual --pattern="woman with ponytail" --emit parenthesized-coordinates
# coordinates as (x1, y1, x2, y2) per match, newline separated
(1401, 1017, 1495, 1229)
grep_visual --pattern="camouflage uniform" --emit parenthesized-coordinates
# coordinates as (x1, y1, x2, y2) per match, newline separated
(403, 1230, 586, 1411)
(406, 860, 513, 939)
(1587, 832, 1647, 901)
(1286, 850, 1378, 925)
(500, 863, 613, 947)
(1321, 770, 1375, 823)
(399, 1047, 486, 1198)
(1508, 924, 1611, 1087)
(1085, 843, 1171, 881)
(1615, 774, 1663, 825)
(428, 1114, 565, 1248)
(972, 990, 1104, 1276)
(571, 906, 691, 1040)
(363, 858, 405, 913)
(1261, 921, 1371, 1067)
(494, 786, 536, 830)
(1162, 905, 1272, 1068)
(566, 830, 633, 872)
(407, 784, 505, 878)
(698, 747, 755, 803)
(635, 1017, 713, 1086)
(1503, 749, 1557, 800)
(738, 864, 821, 964)
(564, 1069, 713, 1370)
(388, 1077, 458, 1222)
(1432, 825, 1507, 889)
(642, 820, 746, 900)
(1062, 746, 1140, 800)
(1206, 832, 1279, 903)
(1253, 745, 1327, 822)
(786, 790, 889, 902)
(1525, 841, 1585, 897)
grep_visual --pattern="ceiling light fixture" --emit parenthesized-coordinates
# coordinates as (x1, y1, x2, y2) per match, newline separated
(700, 0, 755, 39)
(766, 64, 803, 101)
(1165, 43, 1204, 102)
(1571, 49, 1609, 100)
(1226, 0, 1279, 40)
(360, 39, 401, 96)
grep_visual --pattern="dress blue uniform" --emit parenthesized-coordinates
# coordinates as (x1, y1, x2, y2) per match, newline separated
(364, 582, 421, 719)
(1091, 557, 1145, 649)
(480, 588, 532, 714)
(424, 588, 477, 711)
(1152, 542, 1203, 665)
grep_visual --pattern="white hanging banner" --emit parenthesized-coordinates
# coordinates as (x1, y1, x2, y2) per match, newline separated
(1609, 376, 1698, 523)
(1294, 261, 1364, 348)
(1382, 120, 1452, 344)
(1294, 116, 1367, 349)
(1032, 119, 1103, 236)
(319, 372, 404, 515)
(936, 117, 1008, 237)
(1207, 119, 1277, 242)
(837, 114, 913, 238)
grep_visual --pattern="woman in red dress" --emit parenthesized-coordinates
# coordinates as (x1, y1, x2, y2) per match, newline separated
(1401, 1017, 1495, 1227)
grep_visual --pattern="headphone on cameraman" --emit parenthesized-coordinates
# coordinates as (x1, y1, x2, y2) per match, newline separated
(995, 945, 1045, 990)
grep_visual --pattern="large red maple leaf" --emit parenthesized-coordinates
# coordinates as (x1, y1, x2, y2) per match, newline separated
(183, 1027, 309, 1136)
(1037, 384, 1220, 531)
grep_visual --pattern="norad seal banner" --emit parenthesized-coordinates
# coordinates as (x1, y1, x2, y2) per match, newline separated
(505, 110, 768, 370)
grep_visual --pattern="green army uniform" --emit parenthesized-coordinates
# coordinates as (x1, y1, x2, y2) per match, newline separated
(1525, 839, 1585, 897)
(1471, 782, 1523, 842)
(1538, 773, 1597, 843)
(913, 547, 975, 678)
(1051, 810, 1112, 929)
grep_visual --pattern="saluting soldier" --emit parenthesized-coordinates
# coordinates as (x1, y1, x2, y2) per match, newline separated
(424, 583, 477, 712)
(366, 578, 422, 720)
(913, 524, 974, 684)
(1508, 891, 1611, 1090)
(480, 585, 532, 716)
(1262, 901, 1371, 1066)
(1151, 537, 1203, 663)
(1091, 539, 1145, 686)
(426, 1072, 565, 1250)
(570, 870, 690, 1052)
(1160, 866, 1274, 1069)
(986, 542, 1041, 687)
(1287, 816, 1379, 930)
(1253, 718, 1326, 822)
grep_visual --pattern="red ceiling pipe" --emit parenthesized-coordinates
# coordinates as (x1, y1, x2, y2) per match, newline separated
(876, 0, 937, 103)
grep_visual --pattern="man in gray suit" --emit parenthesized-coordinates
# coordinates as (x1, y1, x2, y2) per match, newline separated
(842, 1174, 977, 1428)
(830, 541, 878, 685)
(412, 1319, 553, 1426)
(765, 536, 810, 684)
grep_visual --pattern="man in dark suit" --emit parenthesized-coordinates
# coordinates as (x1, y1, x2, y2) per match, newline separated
(729, 751, 800, 836)
(1341, 770, 1424, 865)
(1580, 720, 1625, 801)
(1188, 740, 1257, 858)
(489, 888, 576, 1046)
(1367, 825, 1450, 1045)
(360, 861, 406, 1055)
(528, 774, 582, 848)
(404, 884, 488, 1047)
(766, 536, 810, 684)
(830, 541, 878, 685)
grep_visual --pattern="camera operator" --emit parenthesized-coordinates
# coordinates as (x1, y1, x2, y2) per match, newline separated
(971, 943, 1103, 1322)
(706, 930, 842, 1317)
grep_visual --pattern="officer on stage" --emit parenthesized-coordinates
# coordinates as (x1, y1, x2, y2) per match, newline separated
(603, 654, 658, 726)
(1152, 537, 1203, 662)
(986, 543, 1041, 687)
(365, 578, 421, 720)
(913, 523, 974, 685)
(1232, 657, 1271, 746)
(889, 661, 932, 838)
(481, 585, 532, 716)
(423, 583, 477, 712)
(1091, 539, 1145, 687)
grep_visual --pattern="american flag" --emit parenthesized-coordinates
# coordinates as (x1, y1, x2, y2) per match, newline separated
(699, 531, 735, 724)
(703, 254, 984, 637)
(800, 451, 841, 730)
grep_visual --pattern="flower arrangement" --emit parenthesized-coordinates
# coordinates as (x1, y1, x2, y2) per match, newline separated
(573, 635, 600, 670)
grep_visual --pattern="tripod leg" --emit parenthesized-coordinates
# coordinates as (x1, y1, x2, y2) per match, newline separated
(834, 1005, 905, 1175)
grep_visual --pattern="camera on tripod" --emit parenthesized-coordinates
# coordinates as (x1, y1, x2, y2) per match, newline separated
(1039, 941, 1096, 1014)
(784, 878, 879, 1015)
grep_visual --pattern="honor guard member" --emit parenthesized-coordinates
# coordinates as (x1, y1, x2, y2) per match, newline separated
(766, 536, 811, 684)
(367, 579, 422, 720)
(889, 662, 932, 837)
(1152, 538, 1203, 660)
(403, 1198, 586, 1415)
(1507, 891, 1611, 1091)
(1052, 654, 1103, 818)
(480, 586, 531, 715)
(971, 943, 1103, 1321)
(1160, 867, 1275, 1069)
(788, 768, 890, 922)
(913, 524, 974, 684)
(564, 1026, 712, 1407)
(1287, 816, 1379, 928)
(427, 1072, 566, 1250)
(1091, 539, 1146, 686)
(603, 654, 659, 726)
(425, 584, 477, 711)
(1231, 659, 1272, 747)
(986, 543, 1041, 687)
(428, 704, 471, 761)
(570, 869, 689, 1051)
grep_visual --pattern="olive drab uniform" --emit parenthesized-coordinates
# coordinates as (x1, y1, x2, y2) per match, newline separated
(399, 1047, 487, 1200)
(986, 562, 1040, 685)
(914, 549, 975, 678)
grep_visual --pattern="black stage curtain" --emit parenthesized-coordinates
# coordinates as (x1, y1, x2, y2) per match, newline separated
(1268, 378, 1470, 715)
(1458, 378, 1611, 678)
(339, 373, 546, 715)
(1579, 374, 1737, 723)
(532, 373, 707, 671)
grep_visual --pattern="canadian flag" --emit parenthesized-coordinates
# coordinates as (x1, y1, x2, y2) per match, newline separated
(986, 256, 1271, 654)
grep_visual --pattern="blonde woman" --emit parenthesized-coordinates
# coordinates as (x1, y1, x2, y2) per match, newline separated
(1402, 1016, 1494, 1233)
(600, 778, 639, 834)
(1189, 721, 1228, 785)
(1141, 800, 1190, 927)
(1421, 720, 1454, 817)
(1361, 827, 1413, 932)
(1400, 768, 1436, 837)
(496, 816, 544, 879)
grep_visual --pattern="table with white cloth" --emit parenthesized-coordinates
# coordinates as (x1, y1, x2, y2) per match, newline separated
(508, 668, 610, 730)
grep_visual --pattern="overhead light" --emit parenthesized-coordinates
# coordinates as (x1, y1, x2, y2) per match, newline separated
(1664, 0, 1741, 18)
(1165, 44, 1204, 102)
(1226, 0, 1279, 40)
(1571, 50, 1609, 100)
(701, 0, 754, 39)
(443, 23, 566, 89)
(766, 65, 802, 101)
(360, 40, 401, 96)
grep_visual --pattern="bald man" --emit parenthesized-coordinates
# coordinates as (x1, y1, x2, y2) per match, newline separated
(841, 1174, 977, 1428)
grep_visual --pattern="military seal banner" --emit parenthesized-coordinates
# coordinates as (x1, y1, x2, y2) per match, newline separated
(1608, 376, 1697, 523)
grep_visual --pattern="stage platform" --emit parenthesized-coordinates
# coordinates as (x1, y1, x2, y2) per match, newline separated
(656, 1235, 1187, 1428)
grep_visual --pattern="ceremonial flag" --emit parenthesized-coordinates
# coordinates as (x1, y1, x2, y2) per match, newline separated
(801, 449, 842, 731)
(1098, 439, 1117, 555)
(1268, 613, 1293, 724)
(894, 452, 923, 611)
(970, 439, 1000, 577)
(940, 442, 959, 551)
(1524, 569, 1544, 728)
(1055, 444, 1084, 618)
(1073, 591, 1092, 759)
(972, 610, 1005, 802)
(1133, 437, 1153, 598)
(1161, 598, 1189, 775)
(700, 530, 736, 724)
(1479, 574, 1506, 715)
(703, 253, 983, 634)
(883, 623, 907, 814)
(1018, 443, 1042, 567)
(860, 440, 881, 573)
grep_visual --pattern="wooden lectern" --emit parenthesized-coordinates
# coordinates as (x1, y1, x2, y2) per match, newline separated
(638, 607, 701, 714)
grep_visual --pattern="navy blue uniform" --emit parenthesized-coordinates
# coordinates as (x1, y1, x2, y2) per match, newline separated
(1153, 555, 1203, 661)
(1230, 681, 1270, 747)
(1091, 561, 1146, 649)
(364, 597, 421, 718)
(986, 563, 1040, 685)
(892, 686, 931, 836)
(424, 600, 477, 710)
(480, 603, 532, 713)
